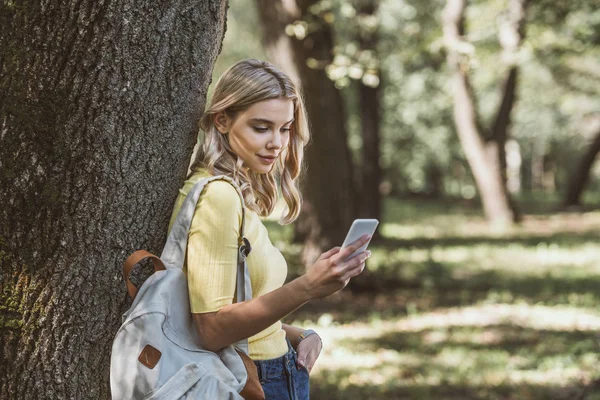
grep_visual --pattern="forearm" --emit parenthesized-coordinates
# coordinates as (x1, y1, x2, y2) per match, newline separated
(195, 276, 312, 352)
(282, 323, 304, 349)
(194, 235, 371, 353)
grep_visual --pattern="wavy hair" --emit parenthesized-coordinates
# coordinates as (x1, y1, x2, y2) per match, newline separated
(188, 59, 310, 224)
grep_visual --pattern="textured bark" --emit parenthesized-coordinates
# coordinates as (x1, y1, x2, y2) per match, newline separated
(443, 0, 525, 227)
(563, 128, 600, 207)
(255, 0, 356, 263)
(356, 0, 382, 228)
(0, 1, 228, 398)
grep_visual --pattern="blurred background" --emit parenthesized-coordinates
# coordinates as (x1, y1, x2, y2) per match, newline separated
(208, 0, 600, 398)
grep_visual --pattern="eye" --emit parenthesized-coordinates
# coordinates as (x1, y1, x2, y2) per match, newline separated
(253, 126, 268, 133)
(281, 127, 291, 134)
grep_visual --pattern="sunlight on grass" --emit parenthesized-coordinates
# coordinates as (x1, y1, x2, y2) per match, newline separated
(275, 196, 600, 399)
(290, 304, 600, 398)
(369, 243, 600, 275)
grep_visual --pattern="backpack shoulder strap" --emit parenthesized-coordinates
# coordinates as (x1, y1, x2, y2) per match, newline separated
(160, 174, 253, 354)
(161, 174, 248, 270)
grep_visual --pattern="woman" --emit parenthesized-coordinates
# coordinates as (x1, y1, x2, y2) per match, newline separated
(168, 59, 371, 399)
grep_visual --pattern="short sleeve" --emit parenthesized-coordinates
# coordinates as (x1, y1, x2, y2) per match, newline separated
(186, 180, 243, 313)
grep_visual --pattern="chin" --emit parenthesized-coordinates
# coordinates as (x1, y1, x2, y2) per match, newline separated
(249, 165, 274, 175)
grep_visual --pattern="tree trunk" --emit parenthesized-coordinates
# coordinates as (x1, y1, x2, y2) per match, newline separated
(563, 128, 600, 207)
(253, 0, 300, 83)
(255, 0, 357, 264)
(359, 81, 382, 221)
(0, 1, 228, 398)
(356, 0, 383, 229)
(442, 0, 525, 228)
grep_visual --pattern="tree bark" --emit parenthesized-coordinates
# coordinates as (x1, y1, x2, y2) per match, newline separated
(563, 128, 600, 207)
(0, 1, 228, 398)
(355, 0, 383, 229)
(443, 0, 526, 227)
(359, 81, 382, 221)
(255, 0, 357, 263)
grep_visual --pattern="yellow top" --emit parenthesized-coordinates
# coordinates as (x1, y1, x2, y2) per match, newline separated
(167, 168, 289, 360)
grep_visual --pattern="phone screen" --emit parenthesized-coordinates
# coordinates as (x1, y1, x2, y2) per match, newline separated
(341, 219, 379, 261)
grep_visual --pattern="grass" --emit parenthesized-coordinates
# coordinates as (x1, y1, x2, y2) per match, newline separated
(264, 195, 600, 399)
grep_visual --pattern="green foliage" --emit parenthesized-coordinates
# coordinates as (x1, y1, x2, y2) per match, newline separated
(214, 2, 600, 396)
(214, 0, 600, 198)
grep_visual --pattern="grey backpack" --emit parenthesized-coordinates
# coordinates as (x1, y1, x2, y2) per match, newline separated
(110, 175, 254, 399)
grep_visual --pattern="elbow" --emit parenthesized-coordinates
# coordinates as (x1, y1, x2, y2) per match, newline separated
(192, 313, 226, 353)
(199, 335, 225, 353)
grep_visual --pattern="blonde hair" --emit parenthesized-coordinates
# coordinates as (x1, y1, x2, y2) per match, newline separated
(189, 59, 310, 224)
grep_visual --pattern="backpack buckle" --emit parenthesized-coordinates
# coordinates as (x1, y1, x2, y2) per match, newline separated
(240, 237, 252, 257)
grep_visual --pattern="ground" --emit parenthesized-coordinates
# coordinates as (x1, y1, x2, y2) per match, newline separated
(265, 194, 600, 399)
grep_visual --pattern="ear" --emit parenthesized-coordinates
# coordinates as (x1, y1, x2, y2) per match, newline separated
(213, 111, 231, 134)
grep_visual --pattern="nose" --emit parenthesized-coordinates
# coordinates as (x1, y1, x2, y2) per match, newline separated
(268, 130, 283, 149)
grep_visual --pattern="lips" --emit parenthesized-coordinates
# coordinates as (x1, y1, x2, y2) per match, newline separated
(257, 154, 277, 165)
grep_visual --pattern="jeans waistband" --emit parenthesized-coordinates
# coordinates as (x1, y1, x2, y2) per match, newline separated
(253, 339, 296, 381)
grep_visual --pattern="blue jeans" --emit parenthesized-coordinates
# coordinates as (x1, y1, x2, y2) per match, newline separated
(253, 340, 310, 400)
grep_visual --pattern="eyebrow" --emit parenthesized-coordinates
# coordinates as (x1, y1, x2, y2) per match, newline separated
(249, 118, 295, 125)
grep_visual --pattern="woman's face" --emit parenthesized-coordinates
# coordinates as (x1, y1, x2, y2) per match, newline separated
(215, 98, 294, 174)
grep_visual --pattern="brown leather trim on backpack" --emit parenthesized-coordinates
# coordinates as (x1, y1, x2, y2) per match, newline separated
(138, 344, 162, 369)
(235, 349, 265, 400)
(123, 250, 166, 299)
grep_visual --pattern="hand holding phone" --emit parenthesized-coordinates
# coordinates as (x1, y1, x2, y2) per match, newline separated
(341, 219, 379, 261)
(301, 219, 379, 300)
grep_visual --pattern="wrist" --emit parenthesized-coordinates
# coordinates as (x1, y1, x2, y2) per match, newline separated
(292, 275, 314, 302)
(298, 329, 319, 343)
(297, 329, 322, 351)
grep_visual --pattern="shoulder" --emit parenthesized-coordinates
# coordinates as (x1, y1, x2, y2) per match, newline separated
(200, 179, 244, 214)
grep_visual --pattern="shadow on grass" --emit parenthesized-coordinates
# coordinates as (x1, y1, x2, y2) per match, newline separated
(376, 229, 600, 250)
(341, 324, 600, 358)
(382, 194, 600, 220)
(287, 265, 600, 324)
(310, 325, 600, 400)
(310, 377, 600, 400)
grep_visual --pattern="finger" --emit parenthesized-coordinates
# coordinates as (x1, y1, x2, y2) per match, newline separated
(341, 263, 365, 282)
(341, 253, 369, 280)
(296, 347, 309, 369)
(332, 235, 371, 263)
(317, 246, 341, 261)
(296, 342, 309, 368)
(346, 249, 371, 264)
(298, 348, 314, 371)
(306, 349, 320, 373)
(343, 250, 370, 270)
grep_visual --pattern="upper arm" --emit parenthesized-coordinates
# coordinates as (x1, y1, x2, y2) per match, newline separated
(186, 180, 244, 314)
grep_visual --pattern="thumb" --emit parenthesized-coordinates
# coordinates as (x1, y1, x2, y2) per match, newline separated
(296, 353, 307, 369)
(297, 348, 313, 369)
(317, 246, 341, 262)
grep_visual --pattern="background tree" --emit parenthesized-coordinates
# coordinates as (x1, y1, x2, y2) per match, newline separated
(253, 0, 300, 83)
(351, 0, 383, 227)
(443, 0, 527, 228)
(0, 1, 228, 397)
(563, 127, 600, 207)
(255, 0, 357, 264)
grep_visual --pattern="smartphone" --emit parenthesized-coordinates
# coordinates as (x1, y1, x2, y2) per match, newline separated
(341, 219, 379, 261)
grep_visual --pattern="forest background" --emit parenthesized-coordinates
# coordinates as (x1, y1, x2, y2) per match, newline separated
(1, 0, 599, 398)
(219, 1, 600, 399)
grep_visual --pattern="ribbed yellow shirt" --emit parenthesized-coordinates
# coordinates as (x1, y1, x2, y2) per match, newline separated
(167, 169, 289, 360)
